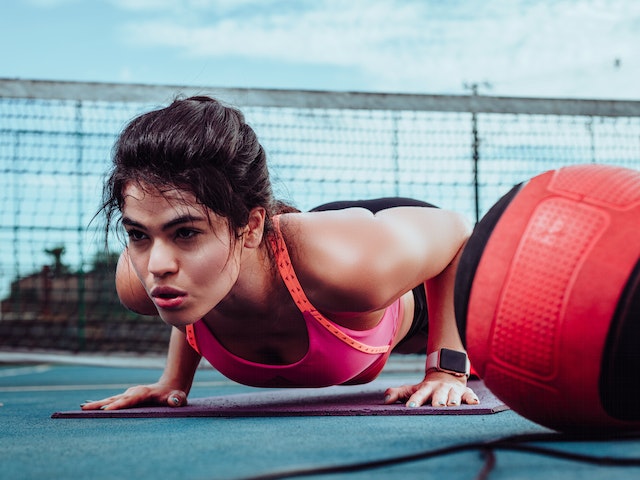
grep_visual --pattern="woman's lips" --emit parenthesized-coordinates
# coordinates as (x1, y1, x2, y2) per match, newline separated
(150, 286, 187, 310)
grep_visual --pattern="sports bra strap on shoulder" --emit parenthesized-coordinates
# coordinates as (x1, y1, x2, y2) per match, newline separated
(269, 215, 389, 355)
(269, 215, 315, 312)
(185, 324, 201, 355)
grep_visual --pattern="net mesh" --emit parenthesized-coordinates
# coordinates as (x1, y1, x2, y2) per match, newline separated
(1, 82, 638, 354)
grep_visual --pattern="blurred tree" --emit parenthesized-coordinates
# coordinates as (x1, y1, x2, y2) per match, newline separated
(44, 246, 69, 276)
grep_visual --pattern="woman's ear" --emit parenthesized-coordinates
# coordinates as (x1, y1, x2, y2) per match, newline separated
(243, 207, 266, 248)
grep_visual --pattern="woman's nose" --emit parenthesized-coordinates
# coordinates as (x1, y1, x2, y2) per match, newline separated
(147, 241, 178, 277)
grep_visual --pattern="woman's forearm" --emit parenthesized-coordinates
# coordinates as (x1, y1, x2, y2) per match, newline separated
(425, 243, 467, 355)
(158, 326, 202, 396)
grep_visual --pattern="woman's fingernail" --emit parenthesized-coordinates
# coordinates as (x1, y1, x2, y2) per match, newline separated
(408, 401, 418, 408)
(438, 401, 446, 406)
(99, 405, 108, 410)
(384, 394, 391, 403)
(170, 396, 180, 406)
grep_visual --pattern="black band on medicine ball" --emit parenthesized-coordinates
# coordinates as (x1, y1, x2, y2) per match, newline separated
(454, 183, 524, 347)
(599, 258, 640, 421)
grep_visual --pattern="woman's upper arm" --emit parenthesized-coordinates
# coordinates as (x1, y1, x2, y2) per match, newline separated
(371, 206, 471, 279)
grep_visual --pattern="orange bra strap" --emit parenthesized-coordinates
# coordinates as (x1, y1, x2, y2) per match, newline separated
(185, 324, 201, 355)
(269, 215, 389, 354)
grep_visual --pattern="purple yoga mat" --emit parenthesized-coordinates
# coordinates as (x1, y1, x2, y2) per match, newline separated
(52, 379, 507, 419)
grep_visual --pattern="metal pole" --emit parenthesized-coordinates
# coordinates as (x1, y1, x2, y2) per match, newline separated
(464, 82, 492, 224)
(75, 100, 86, 351)
(391, 112, 400, 196)
(471, 111, 480, 223)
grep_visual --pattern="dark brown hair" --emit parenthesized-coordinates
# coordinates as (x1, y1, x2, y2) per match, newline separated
(101, 96, 297, 242)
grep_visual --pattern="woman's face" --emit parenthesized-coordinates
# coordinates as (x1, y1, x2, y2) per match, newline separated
(120, 183, 242, 327)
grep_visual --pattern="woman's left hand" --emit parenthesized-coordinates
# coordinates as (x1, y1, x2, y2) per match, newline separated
(383, 371, 479, 408)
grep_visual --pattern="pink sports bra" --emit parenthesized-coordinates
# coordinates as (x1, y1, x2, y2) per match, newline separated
(184, 215, 403, 388)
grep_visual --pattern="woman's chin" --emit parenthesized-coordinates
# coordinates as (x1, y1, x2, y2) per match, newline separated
(157, 306, 212, 329)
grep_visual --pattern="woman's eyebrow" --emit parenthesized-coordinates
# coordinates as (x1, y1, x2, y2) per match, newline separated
(122, 215, 206, 231)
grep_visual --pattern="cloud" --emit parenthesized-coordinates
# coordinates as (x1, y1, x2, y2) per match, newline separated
(108, 0, 176, 10)
(108, 0, 267, 14)
(114, 0, 640, 97)
(24, 0, 78, 7)
(118, 1, 437, 73)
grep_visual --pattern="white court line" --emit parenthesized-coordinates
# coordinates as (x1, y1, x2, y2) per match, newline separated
(0, 364, 52, 377)
(0, 351, 167, 369)
(0, 380, 234, 393)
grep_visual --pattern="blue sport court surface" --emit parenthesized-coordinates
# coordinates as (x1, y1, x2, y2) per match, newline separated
(2, 353, 640, 480)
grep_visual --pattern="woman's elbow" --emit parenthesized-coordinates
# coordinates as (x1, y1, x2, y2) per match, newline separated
(446, 210, 473, 247)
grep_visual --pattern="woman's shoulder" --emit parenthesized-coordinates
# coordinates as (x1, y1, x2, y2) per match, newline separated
(276, 208, 409, 311)
(278, 205, 467, 259)
(275, 205, 471, 311)
(279, 208, 374, 237)
(278, 208, 383, 263)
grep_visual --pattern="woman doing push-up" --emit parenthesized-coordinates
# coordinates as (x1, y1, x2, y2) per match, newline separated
(82, 95, 479, 411)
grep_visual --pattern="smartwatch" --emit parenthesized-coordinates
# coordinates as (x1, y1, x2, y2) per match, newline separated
(426, 348, 470, 378)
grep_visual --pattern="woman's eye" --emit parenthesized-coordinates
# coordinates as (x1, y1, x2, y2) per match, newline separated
(176, 228, 198, 240)
(126, 230, 147, 242)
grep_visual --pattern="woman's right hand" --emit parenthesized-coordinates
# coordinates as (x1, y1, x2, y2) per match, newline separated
(80, 383, 188, 411)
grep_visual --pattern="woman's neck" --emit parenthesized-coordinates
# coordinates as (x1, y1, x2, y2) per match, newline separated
(207, 242, 280, 319)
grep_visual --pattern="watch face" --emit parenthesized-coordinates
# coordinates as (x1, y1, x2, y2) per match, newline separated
(440, 348, 467, 373)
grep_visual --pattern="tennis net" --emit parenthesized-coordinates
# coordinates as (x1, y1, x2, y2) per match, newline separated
(1, 79, 638, 354)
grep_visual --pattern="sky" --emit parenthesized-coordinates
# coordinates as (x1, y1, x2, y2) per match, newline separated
(1, 0, 639, 100)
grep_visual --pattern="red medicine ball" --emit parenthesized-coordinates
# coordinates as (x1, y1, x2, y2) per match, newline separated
(455, 164, 640, 432)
